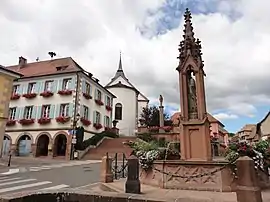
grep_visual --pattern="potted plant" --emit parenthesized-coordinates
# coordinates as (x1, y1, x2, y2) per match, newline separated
(6, 120, 16, 126)
(38, 117, 51, 124)
(40, 91, 54, 98)
(93, 123, 102, 130)
(58, 89, 72, 96)
(95, 99, 104, 106)
(105, 105, 112, 111)
(22, 93, 37, 99)
(10, 94, 20, 100)
(80, 117, 91, 126)
(19, 118, 35, 125)
(55, 116, 70, 123)
(83, 93, 92, 100)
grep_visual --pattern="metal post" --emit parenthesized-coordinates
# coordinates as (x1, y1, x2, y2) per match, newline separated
(114, 153, 118, 179)
(122, 153, 125, 178)
(7, 154, 11, 167)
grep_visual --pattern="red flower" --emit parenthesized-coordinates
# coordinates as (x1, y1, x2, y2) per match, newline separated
(6, 120, 16, 126)
(83, 93, 92, 100)
(105, 105, 112, 111)
(40, 91, 54, 98)
(19, 119, 35, 125)
(80, 117, 91, 126)
(56, 116, 70, 123)
(105, 126, 112, 131)
(95, 99, 104, 106)
(93, 123, 103, 130)
(58, 90, 72, 96)
(38, 117, 51, 124)
(10, 94, 20, 100)
(22, 93, 37, 99)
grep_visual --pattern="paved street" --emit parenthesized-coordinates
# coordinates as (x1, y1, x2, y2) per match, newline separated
(0, 158, 101, 196)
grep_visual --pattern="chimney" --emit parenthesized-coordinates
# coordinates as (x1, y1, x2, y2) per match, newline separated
(19, 56, 27, 67)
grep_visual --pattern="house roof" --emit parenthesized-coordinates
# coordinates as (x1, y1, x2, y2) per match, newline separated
(258, 111, 270, 126)
(0, 65, 23, 78)
(171, 112, 225, 127)
(238, 124, 256, 133)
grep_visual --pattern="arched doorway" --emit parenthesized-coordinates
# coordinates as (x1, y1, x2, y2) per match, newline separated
(36, 135, 50, 157)
(17, 135, 32, 156)
(54, 134, 67, 156)
(2, 135, 11, 156)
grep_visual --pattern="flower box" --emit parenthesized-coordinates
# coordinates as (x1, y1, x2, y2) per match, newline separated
(40, 91, 54, 98)
(80, 117, 91, 126)
(104, 127, 112, 131)
(19, 118, 35, 125)
(6, 120, 16, 126)
(93, 123, 102, 130)
(149, 126, 159, 133)
(38, 117, 51, 124)
(105, 105, 112, 111)
(95, 99, 104, 106)
(22, 93, 37, 99)
(56, 116, 70, 123)
(58, 90, 72, 96)
(83, 93, 92, 100)
(10, 94, 20, 100)
(162, 126, 173, 132)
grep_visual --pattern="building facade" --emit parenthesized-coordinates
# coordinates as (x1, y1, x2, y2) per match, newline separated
(0, 66, 21, 157)
(4, 57, 115, 160)
(105, 54, 149, 136)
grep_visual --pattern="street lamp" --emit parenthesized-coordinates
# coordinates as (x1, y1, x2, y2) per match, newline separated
(70, 113, 80, 160)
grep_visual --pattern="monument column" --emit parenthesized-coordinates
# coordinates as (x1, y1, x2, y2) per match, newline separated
(176, 8, 212, 161)
(159, 95, 164, 133)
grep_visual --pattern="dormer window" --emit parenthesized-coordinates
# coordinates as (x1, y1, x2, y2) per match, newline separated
(56, 66, 68, 71)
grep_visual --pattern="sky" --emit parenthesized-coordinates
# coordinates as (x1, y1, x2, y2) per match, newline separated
(0, 0, 269, 133)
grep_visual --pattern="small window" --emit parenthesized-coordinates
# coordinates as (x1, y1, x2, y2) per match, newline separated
(44, 80, 53, 92)
(94, 111, 101, 124)
(27, 83, 36, 94)
(62, 78, 71, 90)
(96, 90, 102, 100)
(60, 104, 69, 117)
(56, 66, 68, 71)
(115, 103, 122, 120)
(83, 106, 89, 119)
(12, 85, 19, 94)
(106, 96, 111, 106)
(104, 116, 110, 127)
(85, 82, 90, 95)
(42, 105, 51, 118)
(24, 106, 33, 119)
(9, 107, 16, 120)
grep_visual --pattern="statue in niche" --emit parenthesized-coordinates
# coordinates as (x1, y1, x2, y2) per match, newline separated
(159, 95, 163, 107)
(187, 70, 198, 118)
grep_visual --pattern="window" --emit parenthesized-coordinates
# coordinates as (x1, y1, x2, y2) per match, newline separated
(24, 106, 33, 119)
(106, 96, 111, 106)
(85, 82, 90, 95)
(44, 80, 53, 92)
(62, 78, 71, 90)
(9, 108, 16, 120)
(83, 106, 89, 119)
(27, 83, 36, 94)
(94, 111, 101, 124)
(104, 116, 110, 127)
(96, 90, 102, 100)
(115, 103, 122, 120)
(56, 66, 68, 71)
(12, 85, 19, 94)
(42, 105, 51, 118)
(60, 104, 69, 117)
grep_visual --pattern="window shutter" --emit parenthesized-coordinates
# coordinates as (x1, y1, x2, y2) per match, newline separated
(21, 107, 25, 119)
(22, 84, 27, 94)
(52, 80, 58, 93)
(15, 107, 21, 120)
(82, 80, 86, 93)
(88, 108, 91, 121)
(80, 105, 84, 118)
(49, 105, 55, 119)
(35, 82, 40, 93)
(18, 85, 22, 95)
(104, 96, 107, 106)
(93, 111, 96, 124)
(90, 85, 92, 96)
(39, 82, 44, 93)
(70, 77, 76, 90)
(103, 115, 106, 126)
(31, 106, 37, 119)
(68, 103, 73, 117)
(37, 106, 42, 119)
(94, 89, 97, 100)
(57, 79, 63, 91)
(55, 104, 60, 118)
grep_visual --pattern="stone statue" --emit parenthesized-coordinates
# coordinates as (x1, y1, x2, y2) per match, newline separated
(187, 71, 197, 114)
(159, 95, 163, 106)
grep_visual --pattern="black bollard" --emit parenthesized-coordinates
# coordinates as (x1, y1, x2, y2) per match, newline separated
(125, 155, 141, 194)
(7, 154, 11, 167)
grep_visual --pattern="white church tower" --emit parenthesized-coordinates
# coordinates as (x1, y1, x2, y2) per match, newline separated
(106, 53, 149, 136)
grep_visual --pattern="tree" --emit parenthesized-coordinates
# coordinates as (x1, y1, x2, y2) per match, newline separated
(139, 106, 172, 127)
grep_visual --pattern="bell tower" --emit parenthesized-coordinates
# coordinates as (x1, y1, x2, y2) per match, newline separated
(177, 8, 212, 161)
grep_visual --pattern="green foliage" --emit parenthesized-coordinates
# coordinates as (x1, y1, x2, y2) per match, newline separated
(131, 139, 159, 152)
(228, 133, 235, 137)
(80, 131, 119, 150)
(137, 133, 155, 142)
(254, 140, 269, 155)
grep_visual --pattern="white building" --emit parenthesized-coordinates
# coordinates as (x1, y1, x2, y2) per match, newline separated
(4, 57, 115, 160)
(106, 54, 149, 136)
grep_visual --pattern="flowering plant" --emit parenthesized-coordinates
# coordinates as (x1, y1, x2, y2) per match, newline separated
(104, 126, 112, 131)
(80, 117, 91, 126)
(58, 89, 72, 96)
(105, 105, 112, 111)
(83, 93, 92, 100)
(93, 123, 102, 129)
(22, 93, 37, 99)
(6, 120, 16, 126)
(38, 117, 51, 124)
(56, 116, 70, 123)
(10, 94, 20, 100)
(40, 91, 53, 98)
(19, 118, 35, 125)
(95, 99, 104, 106)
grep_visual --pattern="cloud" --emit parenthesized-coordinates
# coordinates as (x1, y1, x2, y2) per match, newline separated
(0, 0, 270, 119)
(213, 113, 238, 121)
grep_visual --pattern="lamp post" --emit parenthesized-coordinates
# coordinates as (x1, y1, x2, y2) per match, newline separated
(70, 113, 80, 160)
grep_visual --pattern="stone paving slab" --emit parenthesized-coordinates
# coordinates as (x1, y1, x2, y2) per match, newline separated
(95, 180, 270, 202)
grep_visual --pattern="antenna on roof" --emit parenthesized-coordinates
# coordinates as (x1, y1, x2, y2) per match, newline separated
(36, 57, 39, 62)
(48, 52, 56, 59)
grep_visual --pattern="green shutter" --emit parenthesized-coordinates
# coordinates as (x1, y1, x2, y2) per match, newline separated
(57, 79, 63, 91)
(55, 104, 60, 117)
(93, 111, 96, 123)
(104, 96, 107, 105)
(15, 107, 20, 120)
(70, 77, 76, 90)
(68, 103, 73, 117)
(94, 89, 97, 100)
(103, 115, 106, 126)
(31, 106, 36, 119)
(18, 85, 22, 95)
(90, 85, 92, 96)
(37, 106, 42, 118)
(50, 105, 55, 118)
(39, 82, 45, 93)
(82, 80, 86, 93)
(52, 80, 57, 92)
(80, 105, 84, 118)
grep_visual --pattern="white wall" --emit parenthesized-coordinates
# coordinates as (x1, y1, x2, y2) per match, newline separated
(109, 87, 137, 136)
